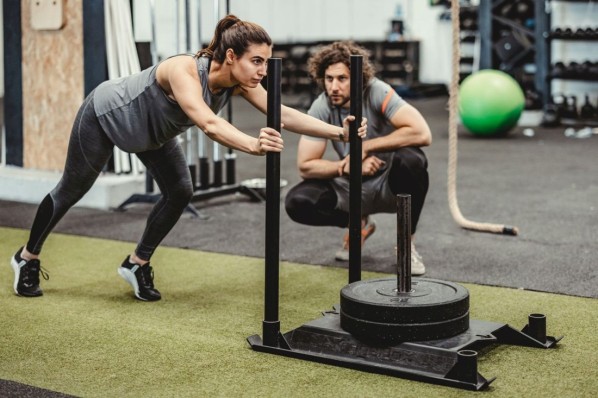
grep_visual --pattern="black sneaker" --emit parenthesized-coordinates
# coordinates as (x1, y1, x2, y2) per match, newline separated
(10, 247, 49, 297)
(117, 257, 161, 301)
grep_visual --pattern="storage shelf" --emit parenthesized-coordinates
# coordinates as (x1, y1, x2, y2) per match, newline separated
(549, 35, 598, 41)
(271, 40, 420, 94)
(549, 75, 598, 82)
(544, 0, 598, 126)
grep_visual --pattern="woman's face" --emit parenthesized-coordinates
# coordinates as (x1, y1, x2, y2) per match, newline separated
(229, 43, 272, 88)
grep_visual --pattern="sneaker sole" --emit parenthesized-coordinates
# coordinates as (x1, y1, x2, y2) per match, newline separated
(10, 256, 21, 296)
(411, 258, 426, 276)
(411, 266, 426, 276)
(335, 250, 349, 261)
(118, 267, 149, 301)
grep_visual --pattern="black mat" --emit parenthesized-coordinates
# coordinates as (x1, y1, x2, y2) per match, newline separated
(1, 96, 596, 298)
(0, 379, 77, 398)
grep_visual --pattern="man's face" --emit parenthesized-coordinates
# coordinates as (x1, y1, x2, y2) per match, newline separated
(324, 62, 351, 108)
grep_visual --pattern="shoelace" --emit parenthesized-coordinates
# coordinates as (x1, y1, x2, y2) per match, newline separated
(138, 265, 155, 289)
(40, 266, 50, 281)
(23, 261, 49, 286)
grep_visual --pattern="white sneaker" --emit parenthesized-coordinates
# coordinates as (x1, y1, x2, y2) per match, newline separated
(410, 243, 426, 276)
(395, 242, 426, 276)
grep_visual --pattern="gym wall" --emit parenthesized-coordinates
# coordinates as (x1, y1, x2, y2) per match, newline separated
(20, 0, 84, 171)
(132, 0, 453, 85)
(0, 3, 4, 98)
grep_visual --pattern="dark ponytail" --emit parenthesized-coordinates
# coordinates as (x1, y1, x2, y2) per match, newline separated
(197, 14, 272, 62)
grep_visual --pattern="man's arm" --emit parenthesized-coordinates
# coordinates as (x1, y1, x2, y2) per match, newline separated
(297, 137, 346, 179)
(362, 103, 432, 155)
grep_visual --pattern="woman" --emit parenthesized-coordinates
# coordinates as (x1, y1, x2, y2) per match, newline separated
(10, 15, 366, 302)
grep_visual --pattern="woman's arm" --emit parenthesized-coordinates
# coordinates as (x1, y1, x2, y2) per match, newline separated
(240, 83, 366, 141)
(158, 57, 283, 155)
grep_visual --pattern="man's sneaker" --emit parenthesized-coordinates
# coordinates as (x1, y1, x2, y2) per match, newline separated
(118, 257, 161, 301)
(335, 217, 377, 261)
(395, 242, 426, 276)
(10, 247, 49, 297)
(410, 243, 426, 276)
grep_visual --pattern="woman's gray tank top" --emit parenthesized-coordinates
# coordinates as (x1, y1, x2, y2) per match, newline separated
(93, 55, 232, 153)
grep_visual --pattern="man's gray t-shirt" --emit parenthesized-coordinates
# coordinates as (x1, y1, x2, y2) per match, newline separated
(306, 78, 406, 214)
(93, 55, 232, 153)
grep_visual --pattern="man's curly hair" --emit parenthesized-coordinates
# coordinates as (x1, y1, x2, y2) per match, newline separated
(307, 41, 376, 90)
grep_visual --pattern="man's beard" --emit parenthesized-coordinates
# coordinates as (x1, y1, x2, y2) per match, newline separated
(328, 94, 350, 108)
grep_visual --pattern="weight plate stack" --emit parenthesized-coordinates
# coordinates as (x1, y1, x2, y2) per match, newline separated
(340, 278, 470, 345)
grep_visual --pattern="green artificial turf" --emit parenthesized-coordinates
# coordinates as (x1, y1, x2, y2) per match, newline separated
(1, 226, 596, 397)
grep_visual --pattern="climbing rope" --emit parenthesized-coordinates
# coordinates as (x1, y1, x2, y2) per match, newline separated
(447, 0, 518, 235)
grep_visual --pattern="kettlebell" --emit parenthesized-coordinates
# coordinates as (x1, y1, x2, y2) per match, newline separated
(580, 94, 596, 119)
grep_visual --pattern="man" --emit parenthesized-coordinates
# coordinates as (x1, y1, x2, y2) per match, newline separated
(284, 41, 431, 275)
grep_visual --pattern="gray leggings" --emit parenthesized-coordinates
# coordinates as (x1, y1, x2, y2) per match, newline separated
(26, 93, 193, 261)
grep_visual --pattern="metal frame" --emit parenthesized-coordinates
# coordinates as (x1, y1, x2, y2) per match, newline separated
(248, 309, 562, 391)
(478, 0, 551, 107)
(248, 54, 563, 391)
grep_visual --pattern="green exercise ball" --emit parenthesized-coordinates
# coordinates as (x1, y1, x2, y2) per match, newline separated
(458, 70, 525, 136)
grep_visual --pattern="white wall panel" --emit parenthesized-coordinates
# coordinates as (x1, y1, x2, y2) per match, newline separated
(130, 0, 597, 91)
(0, 2, 4, 97)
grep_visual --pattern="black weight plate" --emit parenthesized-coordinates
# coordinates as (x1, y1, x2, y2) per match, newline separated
(340, 278, 469, 324)
(340, 308, 470, 344)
